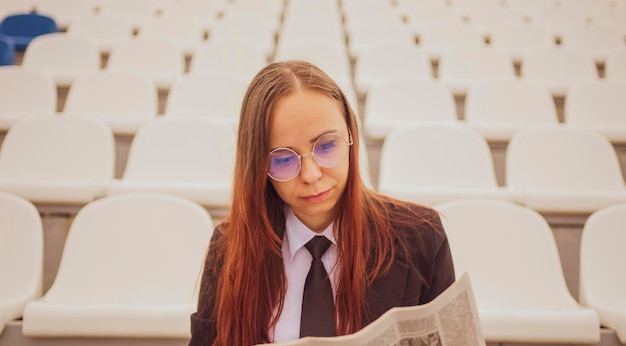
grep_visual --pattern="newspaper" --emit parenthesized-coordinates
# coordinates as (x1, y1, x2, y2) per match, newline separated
(259, 272, 484, 346)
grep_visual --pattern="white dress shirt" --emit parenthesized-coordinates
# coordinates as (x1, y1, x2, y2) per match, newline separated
(270, 208, 339, 343)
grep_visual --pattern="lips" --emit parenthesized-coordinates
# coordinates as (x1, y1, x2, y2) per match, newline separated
(302, 189, 330, 203)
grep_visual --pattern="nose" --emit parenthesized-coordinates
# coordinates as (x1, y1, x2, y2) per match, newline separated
(299, 153, 323, 183)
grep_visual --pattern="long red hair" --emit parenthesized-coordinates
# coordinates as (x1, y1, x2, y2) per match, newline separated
(209, 60, 407, 345)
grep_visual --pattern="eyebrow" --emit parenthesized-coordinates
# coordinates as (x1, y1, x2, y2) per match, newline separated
(309, 129, 338, 144)
(270, 129, 340, 152)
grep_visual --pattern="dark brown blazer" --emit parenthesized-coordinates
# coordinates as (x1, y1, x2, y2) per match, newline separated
(189, 201, 455, 346)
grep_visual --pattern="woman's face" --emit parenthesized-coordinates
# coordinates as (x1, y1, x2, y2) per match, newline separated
(268, 88, 350, 232)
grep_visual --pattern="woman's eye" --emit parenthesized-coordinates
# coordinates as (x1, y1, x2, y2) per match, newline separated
(317, 140, 337, 152)
(272, 153, 296, 165)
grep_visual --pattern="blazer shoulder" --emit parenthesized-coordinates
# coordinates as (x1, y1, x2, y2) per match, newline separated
(384, 199, 446, 246)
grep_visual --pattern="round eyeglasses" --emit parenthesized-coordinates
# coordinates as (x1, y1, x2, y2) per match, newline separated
(267, 133, 353, 182)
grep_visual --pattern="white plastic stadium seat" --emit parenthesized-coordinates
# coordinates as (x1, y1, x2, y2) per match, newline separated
(62, 71, 158, 135)
(164, 73, 249, 130)
(605, 51, 626, 81)
(107, 38, 185, 90)
(0, 66, 56, 131)
(108, 117, 236, 209)
(352, 44, 432, 96)
(419, 20, 485, 61)
(378, 124, 514, 206)
(0, 191, 43, 334)
(66, 15, 133, 55)
(506, 126, 626, 214)
(363, 80, 458, 140)
(346, 18, 414, 61)
(34, 0, 93, 30)
(579, 203, 626, 344)
(522, 48, 599, 97)
(490, 23, 556, 64)
(0, 117, 114, 205)
(21, 33, 100, 87)
(190, 40, 268, 81)
(207, 12, 277, 60)
(528, 6, 587, 39)
(465, 79, 559, 142)
(561, 24, 626, 64)
(22, 193, 213, 338)
(438, 46, 516, 95)
(138, 14, 205, 57)
(436, 199, 600, 344)
(96, 0, 160, 32)
(564, 81, 626, 144)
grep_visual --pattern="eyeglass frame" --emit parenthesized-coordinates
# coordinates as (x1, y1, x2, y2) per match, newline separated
(267, 132, 354, 182)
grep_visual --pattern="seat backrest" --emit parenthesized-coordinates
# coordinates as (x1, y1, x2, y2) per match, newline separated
(122, 117, 236, 183)
(365, 79, 457, 124)
(404, 1, 463, 34)
(44, 193, 213, 304)
(436, 199, 578, 309)
(0, 117, 114, 182)
(63, 71, 157, 117)
(354, 44, 433, 90)
(522, 48, 598, 84)
(378, 124, 498, 189)
(579, 203, 626, 308)
(506, 126, 626, 191)
(0, 12, 58, 38)
(463, 5, 525, 38)
(96, 0, 160, 30)
(106, 38, 185, 77)
(506, 0, 554, 16)
(138, 14, 205, 54)
(0, 191, 43, 303)
(439, 46, 516, 83)
(159, 0, 221, 30)
(490, 23, 555, 62)
(0, 65, 56, 115)
(465, 79, 558, 125)
(365, 79, 457, 122)
(565, 81, 626, 126)
(226, 0, 283, 24)
(207, 13, 276, 56)
(66, 15, 133, 53)
(165, 73, 248, 124)
(34, 0, 94, 30)
(419, 20, 485, 59)
(528, 6, 587, 37)
(21, 32, 100, 74)
(605, 51, 626, 81)
(561, 24, 625, 57)
(347, 18, 414, 58)
(190, 40, 268, 79)
(0, 33, 15, 65)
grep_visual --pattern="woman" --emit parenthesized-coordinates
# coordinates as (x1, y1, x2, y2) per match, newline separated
(190, 60, 455, 346)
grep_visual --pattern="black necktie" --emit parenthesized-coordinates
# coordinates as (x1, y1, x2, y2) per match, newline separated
(300, 235, 335, 338)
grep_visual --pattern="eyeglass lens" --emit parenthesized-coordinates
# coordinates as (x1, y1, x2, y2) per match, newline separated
(268, 133, 350, 181)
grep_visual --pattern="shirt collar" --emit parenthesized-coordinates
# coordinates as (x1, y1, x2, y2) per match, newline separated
(283, 208, 336, 261)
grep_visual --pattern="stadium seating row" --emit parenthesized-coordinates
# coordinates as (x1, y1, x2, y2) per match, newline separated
(1, 192, 625, 344)
(7, 29, 623, 95)
(0, 116, 624, 216)
(2, 65, 624, 148)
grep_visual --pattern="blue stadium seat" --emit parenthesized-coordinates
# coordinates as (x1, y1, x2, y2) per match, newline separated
(0, 12, 58, 50)
(0, 33, 15, 65)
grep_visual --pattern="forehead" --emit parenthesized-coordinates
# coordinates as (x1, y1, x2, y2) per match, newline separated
(270, 89, 346, 146)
